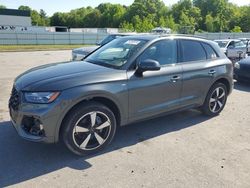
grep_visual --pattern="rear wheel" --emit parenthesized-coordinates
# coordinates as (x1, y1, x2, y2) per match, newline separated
(201, 82, 228, 116)
(62, 102, 116, 156)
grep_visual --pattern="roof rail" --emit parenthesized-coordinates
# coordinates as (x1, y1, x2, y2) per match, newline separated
(156, 33, 207, 39)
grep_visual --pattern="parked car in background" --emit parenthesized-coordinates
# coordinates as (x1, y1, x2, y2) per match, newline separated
(227, 40, 247, 61)
(214, 39, 247, 61)
(72, 33, 134, 61)
(151, 27, 171, 34)
(9, 35, 233, 156)
(234, 56, 250, 82)
(238, 38, 250, 55)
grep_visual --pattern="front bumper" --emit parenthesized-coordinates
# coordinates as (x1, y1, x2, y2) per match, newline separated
(9, 98, 64, 143)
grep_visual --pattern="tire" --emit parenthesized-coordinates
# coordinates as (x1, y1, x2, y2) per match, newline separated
(61, 102, 117, 156)
(201, 82, 228, 116)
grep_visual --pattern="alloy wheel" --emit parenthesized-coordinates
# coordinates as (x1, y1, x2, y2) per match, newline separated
(209, 87, 226, 113)
(72, 111, 111, 150)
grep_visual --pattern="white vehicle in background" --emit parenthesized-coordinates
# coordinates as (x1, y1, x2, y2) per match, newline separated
(214, 39, 247, 61)
(72, 33, 134, 61)
(151, 27, 171, 34)
(214, 39, 239, 54)
(238, 38, 250, 55)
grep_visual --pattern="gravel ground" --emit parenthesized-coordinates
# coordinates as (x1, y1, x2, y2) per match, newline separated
(0, 51, 250, 188)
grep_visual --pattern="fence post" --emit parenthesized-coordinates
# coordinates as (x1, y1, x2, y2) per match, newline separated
(53, 32, 55, 45)
(35, 32, 38, 45)
(15, 31, 19, 45)
(83, 32, 85, 45)
(69, 32, 71, 45)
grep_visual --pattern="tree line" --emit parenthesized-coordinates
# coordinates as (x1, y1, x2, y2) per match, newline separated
(1, 0, 250, 33)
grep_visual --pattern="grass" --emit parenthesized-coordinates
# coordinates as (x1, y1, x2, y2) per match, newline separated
(0, 44, 89, 52)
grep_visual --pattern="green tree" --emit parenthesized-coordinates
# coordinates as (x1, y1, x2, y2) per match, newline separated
(83, 9, 101, 27)
(119, 21, 134, 31)
(0, 5, 6, 9)
(18, 5, 32, 11)
(39, 9, 47, 19)
(240, 6, 250, 32)
(171, 0, 202, 31)
(193, 0, 232, 31)
(97, 3, 126, 27)
(165, 15, 176, 30)
(231, 26, 242, 33)
(31, 10, 41, 26)
(50, 12, 68, 26)
(205, 14, 214, 32)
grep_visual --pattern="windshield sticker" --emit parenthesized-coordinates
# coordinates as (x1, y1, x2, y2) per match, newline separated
(125, 40, 141, 45)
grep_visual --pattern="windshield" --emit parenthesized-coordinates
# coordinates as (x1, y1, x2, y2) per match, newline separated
(215, 41, 228, 48)
(100, 35, 116, 46)
(234, 41, 246, 48)
(85, 38, 147, 68)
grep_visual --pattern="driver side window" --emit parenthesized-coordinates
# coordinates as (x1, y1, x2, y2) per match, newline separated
(140, 40, 177, 66)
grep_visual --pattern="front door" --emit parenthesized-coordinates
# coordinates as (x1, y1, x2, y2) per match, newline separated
(127, 39, 182, 122)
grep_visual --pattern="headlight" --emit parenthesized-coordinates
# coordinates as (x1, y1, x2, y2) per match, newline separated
(24, 92, 60, 104)
(234, 62, 240, 69)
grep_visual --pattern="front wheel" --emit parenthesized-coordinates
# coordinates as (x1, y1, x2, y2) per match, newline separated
(62, 102, 117, 156)
(201, 82, 228, 116)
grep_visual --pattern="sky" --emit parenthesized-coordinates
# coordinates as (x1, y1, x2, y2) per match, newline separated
(0, 0, 249, 16)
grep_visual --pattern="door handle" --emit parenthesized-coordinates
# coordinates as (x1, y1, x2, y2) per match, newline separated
(171, 75, 180, 82)
(208, 70, 216, 75)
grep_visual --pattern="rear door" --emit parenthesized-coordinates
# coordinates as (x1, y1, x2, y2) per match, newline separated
(127, 39, 182, 122)
(179, 39, 219, 107)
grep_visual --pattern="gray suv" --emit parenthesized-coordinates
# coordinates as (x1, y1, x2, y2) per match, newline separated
(9, 35, 233, 156)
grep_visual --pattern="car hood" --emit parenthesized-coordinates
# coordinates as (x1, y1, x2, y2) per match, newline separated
(15, 61, 127, 91)
(73, 46, 99, 54)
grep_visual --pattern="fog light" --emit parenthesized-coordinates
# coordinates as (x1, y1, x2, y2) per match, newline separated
(30, 119, 44, 136)
(22, 116, 45, 136)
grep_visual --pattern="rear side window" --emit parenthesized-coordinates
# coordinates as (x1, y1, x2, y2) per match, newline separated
(202, 43, 218, 59)
(180, 40, 206, 62)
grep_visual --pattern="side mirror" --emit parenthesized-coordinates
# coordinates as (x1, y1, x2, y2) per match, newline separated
(136, 59, 161, 75)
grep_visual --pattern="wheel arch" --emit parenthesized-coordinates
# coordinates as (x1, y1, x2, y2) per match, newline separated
(57, 95, 122, 143)
(213, 77, 232, 95)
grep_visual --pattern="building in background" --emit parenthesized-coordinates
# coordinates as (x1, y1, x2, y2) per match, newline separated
(0, 8, 31, 29)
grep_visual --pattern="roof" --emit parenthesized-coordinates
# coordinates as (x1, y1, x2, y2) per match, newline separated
(122, 34, 210, 42)
(214, 39, 240, 42)
(0, 8, 30, 17)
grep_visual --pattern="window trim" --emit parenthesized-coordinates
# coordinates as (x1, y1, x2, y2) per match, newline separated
(200, 42, 219, 60)
(179, 39, 208, 63)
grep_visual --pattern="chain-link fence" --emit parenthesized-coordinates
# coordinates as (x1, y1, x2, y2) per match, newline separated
(0, 31, 109, 45)
(195, 32, 250, 40)
(1, 31, 250, 45)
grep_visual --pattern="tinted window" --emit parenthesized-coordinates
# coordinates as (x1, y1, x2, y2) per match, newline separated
(202, 43, 218, 59)
(140, 40, 177, 66)
(181, 40, 207, 62)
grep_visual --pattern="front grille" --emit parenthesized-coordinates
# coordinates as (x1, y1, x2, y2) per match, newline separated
(9, 86, 20, 110)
